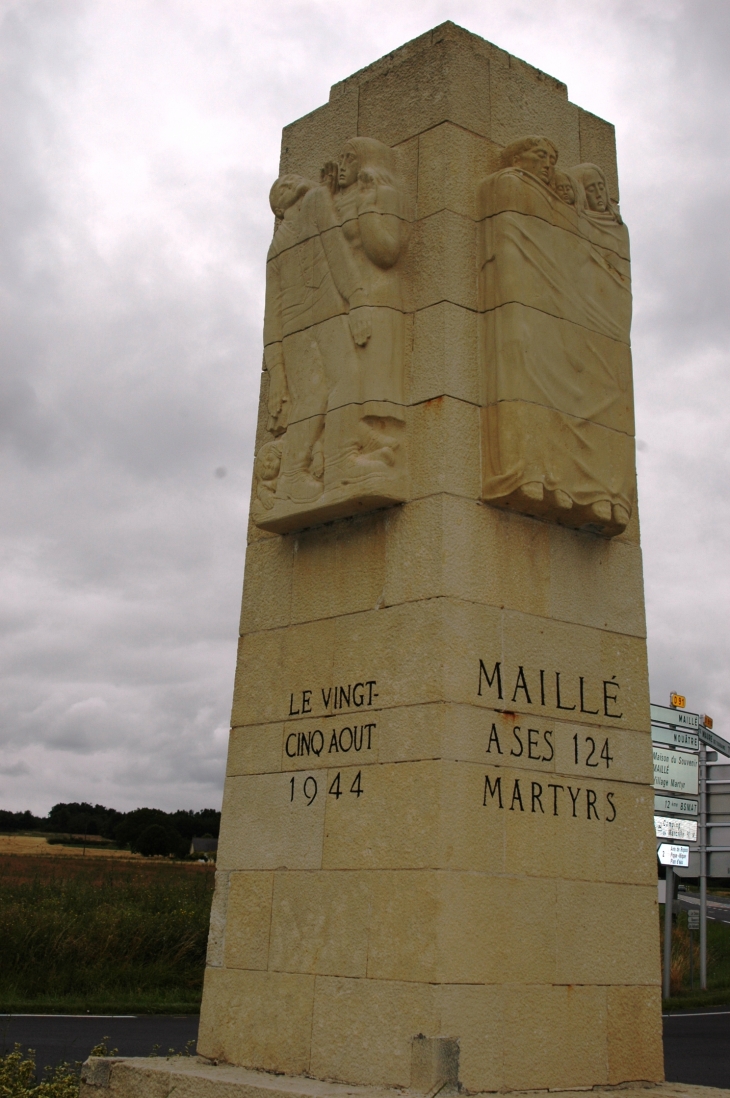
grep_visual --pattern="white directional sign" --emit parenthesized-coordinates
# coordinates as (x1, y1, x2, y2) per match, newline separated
(658, 843, 690, 867)
(654, 815, 698, 842)
(688, 908, 700, 930)
(650, 704, 700, 730)
(654, 794, 698, 816)
(698, 725, 730, 757)
(653, 747, 699, 795)
(651, 725, 699, 751)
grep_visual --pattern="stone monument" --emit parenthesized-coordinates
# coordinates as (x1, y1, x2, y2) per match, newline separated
(82, 22, 666, 1098)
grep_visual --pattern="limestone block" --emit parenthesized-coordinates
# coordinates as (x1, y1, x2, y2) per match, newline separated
(231, 617, 336, 728)
(410, 1036, 459, 1094)
(555, 880, 659, 984)
(436, 984, 504, 1092)
(603, 782, 658, 885)
(374, 697, 652, 786)
(579, 108, 619, 202)
(281, 710, 380, 773)
(279, 88, 359, 180)
(409, 302, 478, 406)
(217, 772, 325, 871)
(547, 523, 646, 636)
(488, 49, 581, 165)
(407, 210, 477, 312)
(408, 397, 481, 501)
(441, 597, 651, 731)
(606, 986, 664, 1084)
(198, 967, 314, 1074)
(268, 870, 372, 977)
(392, 135, 418, 219)
(223, 872, 273, 970)
(239, 537, 293, 635)
(289, 510, 387, 626)
(309, 975, 439, 1087)
(321, 760, 440, 870)
(366, 871, 557, 984)
(227, 723, 283, 777)
(205, 871, 230, 968)
(417, 124, 497, 221)
(356, 31, 490, 146)
(501, 984, 608, 1090)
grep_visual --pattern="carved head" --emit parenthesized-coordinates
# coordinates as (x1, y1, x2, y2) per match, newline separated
(501, 136, 558, 185)
(339, 137, 398, 190)
(269, 174, 312, 219)
(553, 170, 576, 205)
(570, 163, 622, 223)
(255, 439, 283, 483)
(580, 167, 607, 211)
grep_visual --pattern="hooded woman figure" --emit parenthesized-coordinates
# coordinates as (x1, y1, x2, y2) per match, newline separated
(314, 136, 409, 488)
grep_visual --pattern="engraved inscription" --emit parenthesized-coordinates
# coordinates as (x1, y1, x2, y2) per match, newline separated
(477, 660, 623, 719)
(289, 770, 363, 803)
(288, 679, 378, 717)
(483, 772, 617, 821)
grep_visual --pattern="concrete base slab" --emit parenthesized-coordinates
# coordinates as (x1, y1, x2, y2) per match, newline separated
(80, 1057, 730, 1098)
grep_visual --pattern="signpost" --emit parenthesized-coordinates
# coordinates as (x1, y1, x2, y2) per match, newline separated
(655, 816, 698, 842)
(658, 843, 690, 867)
(653, 747, 699, 795)
(688, 907, 699, 988)
(651, 703, 699, 730)
(652, 697, 730, 996)
(654, 794, 698, 816)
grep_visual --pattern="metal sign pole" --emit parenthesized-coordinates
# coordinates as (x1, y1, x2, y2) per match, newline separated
(663, 864, 673, 1000)
(700, 741, 708, 989)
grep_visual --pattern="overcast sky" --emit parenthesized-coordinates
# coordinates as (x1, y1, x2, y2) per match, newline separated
(0, 0, 728, 815)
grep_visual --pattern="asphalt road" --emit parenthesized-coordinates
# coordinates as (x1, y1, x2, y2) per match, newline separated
(0, 1015, 199, 1075)
(2, 1010, 730, 1088)
(678, 891, 730, 925)
(664, 1007, 730, 1087)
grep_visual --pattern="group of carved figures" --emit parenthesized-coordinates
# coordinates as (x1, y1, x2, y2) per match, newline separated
(256, 138, 408, 521)
(255, 132, 634, 536)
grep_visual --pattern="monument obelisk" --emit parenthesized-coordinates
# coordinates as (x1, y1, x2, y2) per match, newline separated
(198, 22, 663, 1092)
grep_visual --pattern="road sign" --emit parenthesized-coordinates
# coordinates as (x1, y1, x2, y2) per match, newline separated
(650, 703, 699, 730)
(651, 725, 699, 750)
(688, 908, 700, 930)
(698, 725, 730, 757)
(658, 843, 690, 867)
(655, 815, 698, 842)
(653, 746, 699, 795)
(654, 794, 698, 816)
(671, 693, 686, 709)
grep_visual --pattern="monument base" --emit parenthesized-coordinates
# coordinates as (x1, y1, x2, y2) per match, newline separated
(80, 1057, 728, 1098)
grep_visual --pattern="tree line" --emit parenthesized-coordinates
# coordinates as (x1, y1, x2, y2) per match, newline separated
(0, 802, 221, 858)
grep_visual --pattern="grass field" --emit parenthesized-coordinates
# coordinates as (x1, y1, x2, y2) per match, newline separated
(0, 852, 215, 1014)
(661, 903, 730, 1009)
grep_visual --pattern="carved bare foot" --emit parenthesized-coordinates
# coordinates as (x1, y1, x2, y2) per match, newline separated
(590, 500, 612, 523)
(518, 481, 544, 503)
(278, 471, 323, 504)
(612, 503, 630, 529)
(554, 489, 573, 510)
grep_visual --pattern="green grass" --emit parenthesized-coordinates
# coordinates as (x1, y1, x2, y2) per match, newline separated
(0, 854, 214, 1014)
(661, 903, 730, 1010)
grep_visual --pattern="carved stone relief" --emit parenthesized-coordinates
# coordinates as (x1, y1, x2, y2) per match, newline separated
(477, 136, 635, 537)
(252, 138, 410, 533)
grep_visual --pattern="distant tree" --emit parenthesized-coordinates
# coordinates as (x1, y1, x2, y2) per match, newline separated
(0, 809, 43, 832)
(133, 824, 188, 858)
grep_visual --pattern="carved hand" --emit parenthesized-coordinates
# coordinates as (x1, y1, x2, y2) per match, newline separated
(264, 346, 288, 416)
(348, 305, 372, 347)
(321, 161, 339, 195)
(356, 168, 377, 207)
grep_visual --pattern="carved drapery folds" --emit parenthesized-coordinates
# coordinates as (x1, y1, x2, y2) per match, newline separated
(477, 137, 635, 537)
(253, 137, 410, 533)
